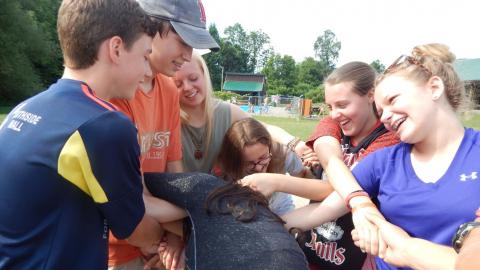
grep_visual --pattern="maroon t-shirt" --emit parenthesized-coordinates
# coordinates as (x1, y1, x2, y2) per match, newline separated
(302, 116, 399, 270)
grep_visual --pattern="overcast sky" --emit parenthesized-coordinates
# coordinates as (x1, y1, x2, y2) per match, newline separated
(201, 0, 479, 66)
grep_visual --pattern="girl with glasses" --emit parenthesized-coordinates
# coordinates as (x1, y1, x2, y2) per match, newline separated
(213, 118, 324, 215)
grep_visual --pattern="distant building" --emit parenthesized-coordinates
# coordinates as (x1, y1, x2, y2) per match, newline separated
(222, 73, 266, 97)
(454, 58, 480, 107)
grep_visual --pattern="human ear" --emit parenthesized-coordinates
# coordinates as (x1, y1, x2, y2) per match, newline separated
(428, 76, 445, 101)
(367, 88, 375, 103)
(108, 36, 124, 64)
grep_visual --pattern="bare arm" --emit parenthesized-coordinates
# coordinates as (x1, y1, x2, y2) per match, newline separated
(282, 191, 348, 231)
(242, 173, 332, 201)
(313, 136, 388, 255)
(144, 194, 187, 223)
(127, 214, 163, 249)
(360, 214, 456, 270)
(162, 219, 184, 237)
(455, 215, 480, 270)
(313, 137, 363, 198)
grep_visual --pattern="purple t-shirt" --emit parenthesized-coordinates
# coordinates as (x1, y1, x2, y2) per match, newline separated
(353, 128, 480, 270)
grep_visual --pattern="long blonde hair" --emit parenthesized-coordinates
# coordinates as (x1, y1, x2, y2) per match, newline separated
(179, 52, 216, 156)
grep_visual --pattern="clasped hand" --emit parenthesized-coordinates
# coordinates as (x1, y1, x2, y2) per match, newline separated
(351, 209, 412, 268)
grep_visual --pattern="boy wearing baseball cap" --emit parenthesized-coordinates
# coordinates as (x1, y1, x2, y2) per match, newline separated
(108, 1, 218, 269)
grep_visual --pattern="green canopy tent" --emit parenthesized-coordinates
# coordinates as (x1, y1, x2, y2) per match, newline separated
(222, 73, 266, 97)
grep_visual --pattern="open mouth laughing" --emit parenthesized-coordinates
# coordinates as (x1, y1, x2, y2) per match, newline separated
(391, 117, 406, 131)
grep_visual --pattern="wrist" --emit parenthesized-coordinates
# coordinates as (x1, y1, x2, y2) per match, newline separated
(402, 237, 424, 267)
(276, 174, 288, 192)
(293, 140, 306, 154)
(287, 137, 302, 152)
(345, 190, 370, 210)
(351, 201, 376, 213)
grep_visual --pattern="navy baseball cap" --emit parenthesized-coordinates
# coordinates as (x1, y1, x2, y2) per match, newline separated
(137, 0, 220, 51)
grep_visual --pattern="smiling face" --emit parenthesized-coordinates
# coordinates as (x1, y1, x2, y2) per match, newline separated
(325, 81, 377, 142)
(242, 143, 271, 174)
(375, 74, 434, 144)
(174, 60, 206, 108)
(149, 30, 193, 77)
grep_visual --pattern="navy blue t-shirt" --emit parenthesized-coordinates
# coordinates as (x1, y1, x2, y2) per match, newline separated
(0, 79, 145, 269)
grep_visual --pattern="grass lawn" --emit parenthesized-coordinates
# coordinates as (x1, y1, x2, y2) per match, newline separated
(254, 115, 319, 141)
(256, 114, 480, 140)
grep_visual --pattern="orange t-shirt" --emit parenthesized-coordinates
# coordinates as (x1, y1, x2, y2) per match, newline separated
(108, 74, 182, 266)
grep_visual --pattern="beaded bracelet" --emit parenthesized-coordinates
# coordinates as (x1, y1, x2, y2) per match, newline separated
(287, 137, 301, 152)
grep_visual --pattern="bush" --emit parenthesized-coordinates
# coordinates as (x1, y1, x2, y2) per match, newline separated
(213, 91, 242, 101)
(305, 85, 325, 103)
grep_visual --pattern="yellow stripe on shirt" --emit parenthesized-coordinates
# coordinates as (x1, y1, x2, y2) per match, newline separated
(58, 131, 108, 203)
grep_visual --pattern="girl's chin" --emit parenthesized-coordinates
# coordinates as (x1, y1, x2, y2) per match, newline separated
(181, 100, 202, 108)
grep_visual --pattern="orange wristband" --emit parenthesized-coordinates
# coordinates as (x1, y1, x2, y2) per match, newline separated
(351, 201, 377, 213)
(345, 190, 369, 210)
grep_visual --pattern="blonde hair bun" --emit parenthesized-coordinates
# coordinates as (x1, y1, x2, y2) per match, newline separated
(412, 43, 456, 64)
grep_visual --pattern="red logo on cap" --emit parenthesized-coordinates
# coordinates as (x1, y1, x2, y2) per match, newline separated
(197, 0, 206, 23)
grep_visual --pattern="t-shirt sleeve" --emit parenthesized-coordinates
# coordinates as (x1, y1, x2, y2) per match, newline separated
(110, 98, 135, 123)
(284, 149, 304, 176)
(351, 150, 385, 198)
(166, 83, 182, 162)
(306, 116, 342, 148)
(59, 111, 144, 239)
(143, 172, 217, 210)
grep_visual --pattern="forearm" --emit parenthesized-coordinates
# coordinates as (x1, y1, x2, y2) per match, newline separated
(314, 137, 363, 198)
(275, 174, 333, 201)
(455, 228, 480, 270)
(127, 214, 164, 248)
(162, 219, 184, 237)
(282, 191, 348, 231)
(403, 238, 456, 270)
(144, 194, 187, 223)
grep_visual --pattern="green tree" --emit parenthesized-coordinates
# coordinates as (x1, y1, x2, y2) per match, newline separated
(224, 23, 273, 72)
(292, 82, 315, 97)
(305, 85, 325, 103)
(313, 29, 341, 75)
(203, 24, 223, 90)
(246, 30, 273, 72)
(0, 0, 62, 104)
(297, 57, 327, 87)
(224, 23, 247, 48)
(370, 59, 386, 74)
(262, 54, 297, 95)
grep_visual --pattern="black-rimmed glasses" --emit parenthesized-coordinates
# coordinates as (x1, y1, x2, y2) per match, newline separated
(245, 152, 272, 172)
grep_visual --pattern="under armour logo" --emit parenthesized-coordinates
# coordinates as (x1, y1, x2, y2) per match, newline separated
(460, 172, 478, 182)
